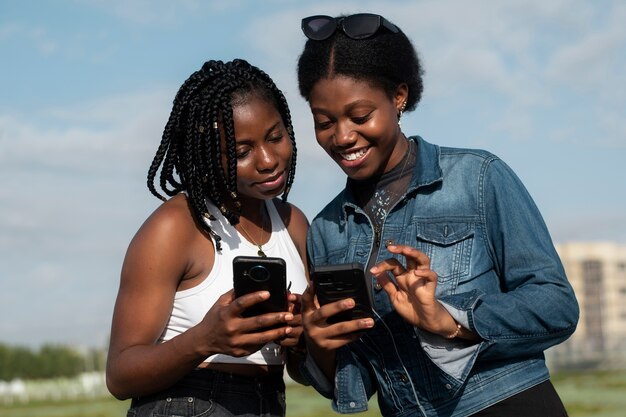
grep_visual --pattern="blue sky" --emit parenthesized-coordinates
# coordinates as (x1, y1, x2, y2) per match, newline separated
(1, 0, 625, 348)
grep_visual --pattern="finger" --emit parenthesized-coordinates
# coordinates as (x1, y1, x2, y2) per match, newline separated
(240, 325, 294, 348)
(289, 293, 303, 305)
(278, 325, 303, 347)
(287, 293, 302, 314)
(369, 257, 406, 278)
(386, 244, 431, 270)
(318, 333, 364, 350)
(308, 299, 376, 337)
(277, 336, 298, 348)
(314, 298, 357, 324)
(231, 290, 271, 314)
(308, 318, 374, 349)
(286, 312, 303, 327)
(301, 285, 317, 312)
(372, 262, 420, 295)
(373, 271, 399, 300)
(240, 311, 295, 333)
(412, 268, 438, 283)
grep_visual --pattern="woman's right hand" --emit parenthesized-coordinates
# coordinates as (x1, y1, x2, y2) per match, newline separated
(198, 289, 294, 358)
(301, 285, 375, 351)
(300, 285, 374, 381)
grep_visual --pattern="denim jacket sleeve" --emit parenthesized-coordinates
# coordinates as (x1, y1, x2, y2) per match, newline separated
(301, 346, 374, 413)
(468, 157, 579, 358)
(416, 156, 579, 379)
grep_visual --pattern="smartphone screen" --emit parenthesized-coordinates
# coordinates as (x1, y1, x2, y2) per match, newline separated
(233, 256, 287, 318)
(313, 263, 374, 324)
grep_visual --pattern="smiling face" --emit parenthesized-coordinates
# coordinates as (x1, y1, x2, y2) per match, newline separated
(224, 94, 292, 203)
(308, 75, 409, 180)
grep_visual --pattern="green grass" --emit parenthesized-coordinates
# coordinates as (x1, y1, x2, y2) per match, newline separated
(552, 370, 626, 417)
(0, 397, 130, 417)
(2, 369, 624, 417)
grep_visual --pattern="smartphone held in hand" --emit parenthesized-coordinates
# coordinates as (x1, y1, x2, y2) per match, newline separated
(313, 263, 374, 324)
(233, 256, 288, 317)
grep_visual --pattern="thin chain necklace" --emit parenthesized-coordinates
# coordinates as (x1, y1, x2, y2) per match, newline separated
(238, 204, 268, 257)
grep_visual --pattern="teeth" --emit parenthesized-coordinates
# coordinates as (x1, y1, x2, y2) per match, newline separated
(340, 148, 368, 161)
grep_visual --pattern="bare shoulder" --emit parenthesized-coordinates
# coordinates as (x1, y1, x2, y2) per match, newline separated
(272, 199, 309, 232)
(131, 194, 197, 251)
(122, 193, 205, 285)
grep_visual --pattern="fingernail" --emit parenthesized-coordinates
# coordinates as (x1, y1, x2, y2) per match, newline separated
(361, 319, 374, 328)
(344, 299, 355, 308)
(285, 313, 294, 321)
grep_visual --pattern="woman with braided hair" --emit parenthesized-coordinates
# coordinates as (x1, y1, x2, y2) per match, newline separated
(106, 59, 309, 417)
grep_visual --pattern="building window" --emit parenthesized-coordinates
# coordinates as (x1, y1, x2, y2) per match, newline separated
(582, 260, 604, 351)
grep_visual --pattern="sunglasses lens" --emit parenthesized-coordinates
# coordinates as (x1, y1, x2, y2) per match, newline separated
(343, 14, 381, 39)
(302, 16, 337, 40)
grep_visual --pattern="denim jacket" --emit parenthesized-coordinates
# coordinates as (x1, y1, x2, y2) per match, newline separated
(303, 136, 579, 417)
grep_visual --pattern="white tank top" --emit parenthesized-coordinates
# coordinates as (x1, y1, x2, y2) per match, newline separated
(158, 199, 308, 365)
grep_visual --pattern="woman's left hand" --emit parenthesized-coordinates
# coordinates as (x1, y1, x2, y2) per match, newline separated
(370, 244, 450, 333)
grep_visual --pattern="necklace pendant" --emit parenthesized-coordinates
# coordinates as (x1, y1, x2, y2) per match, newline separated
(257, 247, 267, 257)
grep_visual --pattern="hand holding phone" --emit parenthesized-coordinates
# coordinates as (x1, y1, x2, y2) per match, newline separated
(233, 256, 288, 318)
(313, 263, 374, 324)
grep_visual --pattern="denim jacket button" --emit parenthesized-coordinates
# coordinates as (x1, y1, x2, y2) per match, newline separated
(374, 282, 382, 291)
(349, 401, 356, 408)
(399, 373, 409, 383)
(446, 384, 452, 390)
(384, 239, 395, 247)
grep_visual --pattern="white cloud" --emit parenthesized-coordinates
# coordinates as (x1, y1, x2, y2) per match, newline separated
(0, 89, 171, 176)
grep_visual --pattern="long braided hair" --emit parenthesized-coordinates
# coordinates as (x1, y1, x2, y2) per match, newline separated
(147, 59, 297, 250)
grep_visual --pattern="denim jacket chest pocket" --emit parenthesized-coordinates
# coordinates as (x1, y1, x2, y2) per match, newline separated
(414, 222, 474, 294)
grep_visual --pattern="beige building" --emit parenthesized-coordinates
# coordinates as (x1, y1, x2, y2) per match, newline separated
(547, 242, 626, 370)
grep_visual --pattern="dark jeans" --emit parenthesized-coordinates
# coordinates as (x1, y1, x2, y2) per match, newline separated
(128, 368, 286, 417)
(470, 380, 568, 417)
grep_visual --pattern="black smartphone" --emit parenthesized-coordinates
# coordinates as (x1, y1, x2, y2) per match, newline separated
(233, 255, 288, 318)
(313, 263, 374, 324)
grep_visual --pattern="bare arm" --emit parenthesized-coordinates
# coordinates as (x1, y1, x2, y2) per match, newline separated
(106, 196, 294, 399)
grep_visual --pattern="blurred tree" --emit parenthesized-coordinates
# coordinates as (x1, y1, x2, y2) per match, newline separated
(0, 342, 106, 380)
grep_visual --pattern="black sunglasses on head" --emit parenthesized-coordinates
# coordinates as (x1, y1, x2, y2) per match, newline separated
(301, 13, 399, 41)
